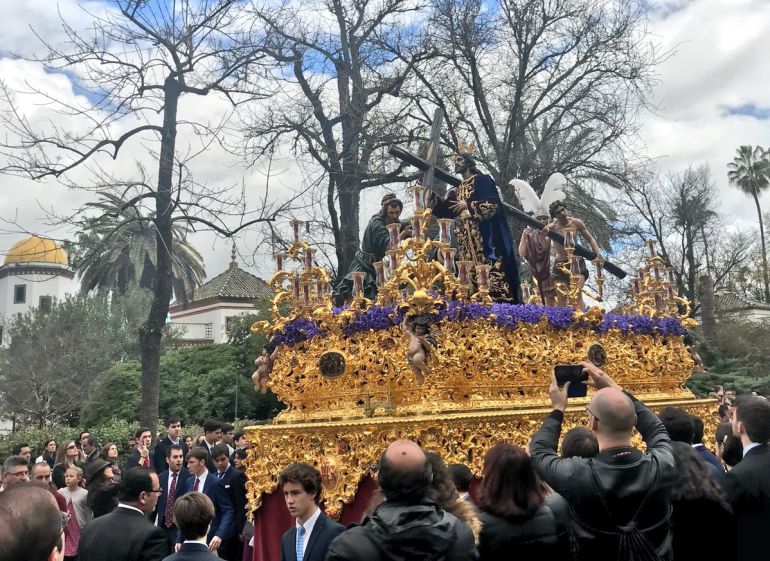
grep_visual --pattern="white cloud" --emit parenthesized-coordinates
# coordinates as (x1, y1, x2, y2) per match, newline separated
(640, 0, 770, 231)
(0, 0, 768, 286)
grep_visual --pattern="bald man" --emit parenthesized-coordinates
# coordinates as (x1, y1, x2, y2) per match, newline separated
(326, 440, 478, 561)
(530, 362, 675, 561)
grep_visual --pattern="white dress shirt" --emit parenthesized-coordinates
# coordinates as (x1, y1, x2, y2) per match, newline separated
(743, 441, 761, 457)
(296, 506, 321, 558)
(193, 470, 209, 492)
(117, 503, 145, 516)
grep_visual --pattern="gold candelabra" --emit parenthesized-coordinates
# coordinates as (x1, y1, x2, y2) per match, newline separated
(550, 228, 606, 308)
(625, 240, 692, 322)
(252, 219, 334, 336)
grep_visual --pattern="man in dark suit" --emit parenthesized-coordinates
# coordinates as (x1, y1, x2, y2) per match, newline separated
(178, 446, 234, 554)
(126, 426, 154, 469)
(197, 419, 223, 473)
(211, 444, 248, 561)
(156, 445, 191, 549)
(724, 395, 770, 560)
(279, 463, 344, 561)
(154, 416, 189, 473)
(162, 492, 220, 561)
(79, 467, 169, 561)
(690, 414, 725, 475)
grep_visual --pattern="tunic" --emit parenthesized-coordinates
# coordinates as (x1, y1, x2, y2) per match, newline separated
(433, 173, 522, 303)
(337, 214, 407, 301)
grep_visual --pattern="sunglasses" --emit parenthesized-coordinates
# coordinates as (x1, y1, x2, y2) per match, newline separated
(66, 444, 77, 450)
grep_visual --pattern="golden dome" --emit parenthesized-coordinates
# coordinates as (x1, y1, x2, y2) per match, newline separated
(3, 236, 68, 266)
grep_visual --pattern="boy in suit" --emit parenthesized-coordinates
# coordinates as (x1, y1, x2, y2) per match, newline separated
(178, 446, 234, 554)
(162, 492, 220, 561)
(279, 463, 345, 561)
(154, 417, 188, 473)
(211, 444, 248, 561)
(156, 445, 191, 549)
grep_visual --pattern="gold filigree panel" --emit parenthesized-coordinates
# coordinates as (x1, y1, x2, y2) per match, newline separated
(266, 322, 694, 422)
(244, 399, 716, 519)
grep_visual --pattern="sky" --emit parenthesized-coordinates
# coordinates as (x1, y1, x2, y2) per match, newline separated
(0, 0, 769, 284)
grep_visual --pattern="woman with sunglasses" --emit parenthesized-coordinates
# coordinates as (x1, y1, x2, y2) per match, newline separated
(336, 193, 412, 302)
(53, 440, 82, 489)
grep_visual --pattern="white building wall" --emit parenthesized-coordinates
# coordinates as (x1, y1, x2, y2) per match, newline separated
(170, 303, 260, 344)
(0, 270, 78, 319)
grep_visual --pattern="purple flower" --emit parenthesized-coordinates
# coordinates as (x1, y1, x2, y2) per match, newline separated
(270, 300, 688, 348)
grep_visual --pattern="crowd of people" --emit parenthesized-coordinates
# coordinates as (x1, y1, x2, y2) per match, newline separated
(1, 367, 768, 561)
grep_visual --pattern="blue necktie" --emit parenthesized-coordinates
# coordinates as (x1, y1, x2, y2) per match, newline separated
(296, 526, 305, 561)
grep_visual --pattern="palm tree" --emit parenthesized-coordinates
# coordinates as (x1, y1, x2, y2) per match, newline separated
(74, 193, 206, 301)
(728, 145, 770, 302)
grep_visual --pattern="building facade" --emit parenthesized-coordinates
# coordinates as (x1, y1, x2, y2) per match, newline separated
(0, 236, 78, 343)
(169, 253, 272, 344)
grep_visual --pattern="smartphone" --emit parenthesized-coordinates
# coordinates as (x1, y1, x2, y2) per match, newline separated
(554, 364, 589, 398)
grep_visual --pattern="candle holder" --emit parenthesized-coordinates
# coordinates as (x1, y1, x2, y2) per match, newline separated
(646, 239, 656, 258)
(471, 264, 492, 304)
(291, 219, 303, 244)
(521, 282, 531, 302)
(412, 184, 426, 211)
(625, 241, 691, 321)
(442, 247, 456, 273)
(274, 253, 285, 271)
(438, 219, 453, 245)
(386, 223, 400, 250)
(304, 247, 314, 271)
(563, 228, 575, 249)
(411, 215, 423, 240)
(373, 261, 386, 287)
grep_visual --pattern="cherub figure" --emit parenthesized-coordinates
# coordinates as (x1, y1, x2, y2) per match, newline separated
(402, 316, 438, 385)
(252, 343, 278, 394)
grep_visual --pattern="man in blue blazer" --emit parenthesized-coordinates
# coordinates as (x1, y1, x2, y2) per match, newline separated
(156, 445, 192, 549)
(177, 447, 235, 554)
(162, 492, 220, 561)
(211, 444, 248, 561)
(279, 463, 345, 561)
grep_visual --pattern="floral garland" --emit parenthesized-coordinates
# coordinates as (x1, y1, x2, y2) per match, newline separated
(270, 303, 688, 348)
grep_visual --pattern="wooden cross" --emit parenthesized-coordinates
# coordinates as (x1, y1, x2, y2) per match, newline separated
(387, 118, 627, 279)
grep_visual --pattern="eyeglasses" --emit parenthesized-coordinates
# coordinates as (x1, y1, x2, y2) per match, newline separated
(66, 444, 77, 450)
(586, 406, 600, 422)
(148, 488, 163, 494)
(7, 470, 29, 478)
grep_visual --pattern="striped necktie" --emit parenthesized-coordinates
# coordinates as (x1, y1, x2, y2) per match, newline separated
(296, 525, 305, 561)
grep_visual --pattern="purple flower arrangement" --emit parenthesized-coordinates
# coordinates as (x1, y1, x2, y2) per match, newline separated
(270, 303, 688, 348)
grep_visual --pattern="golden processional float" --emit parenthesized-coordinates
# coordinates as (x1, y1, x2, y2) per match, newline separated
(244, 194, 714, 519)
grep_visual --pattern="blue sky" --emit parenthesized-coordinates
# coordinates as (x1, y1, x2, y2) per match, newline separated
(0, 0, 769, 280)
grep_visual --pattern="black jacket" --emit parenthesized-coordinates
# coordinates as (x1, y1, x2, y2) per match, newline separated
(530, 394, 675, 561)
(723, 443, 770, 560)
(671, 495, 735, 561)
(153, 437, 189, 474)
(218, 465, 248, 535)
(478, 495, 570, 561)
(326, 501, 478, 561)
(79, 505, 169, 561)
(280, 511, 345, 561)
(162, 542, 220, 561)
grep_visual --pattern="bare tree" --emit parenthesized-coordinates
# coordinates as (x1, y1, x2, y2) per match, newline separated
(0, 0, 289, 431)
(407, 0, 660, 197)
(617, 165, 754, 312)
(242, 0, 436, 277)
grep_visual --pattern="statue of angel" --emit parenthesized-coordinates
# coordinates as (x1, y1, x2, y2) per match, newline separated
(509, 173, 566, 306)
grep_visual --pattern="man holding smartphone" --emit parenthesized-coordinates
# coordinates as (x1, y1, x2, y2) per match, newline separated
(530, 362, 675, 561)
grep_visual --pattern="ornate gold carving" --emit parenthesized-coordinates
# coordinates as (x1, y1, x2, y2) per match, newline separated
(244, 399, 718, 519)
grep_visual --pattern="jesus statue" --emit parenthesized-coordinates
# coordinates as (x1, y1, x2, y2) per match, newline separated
(429, 152, 522, 303)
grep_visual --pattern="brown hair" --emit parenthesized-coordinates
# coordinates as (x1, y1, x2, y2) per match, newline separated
(175, 492, 215, 540)
(279, 463, 322, 505)
(480, 442, 546, 517)
(187, 446, 208, 462)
